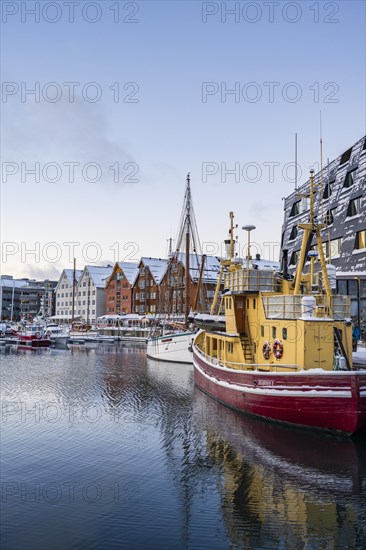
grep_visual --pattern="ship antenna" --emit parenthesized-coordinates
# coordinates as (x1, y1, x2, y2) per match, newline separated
(295, 132, 298, 192)
(319, 110, 324, 226)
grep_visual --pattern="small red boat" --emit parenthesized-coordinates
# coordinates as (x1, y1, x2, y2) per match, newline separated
(16, 327, 50, 348)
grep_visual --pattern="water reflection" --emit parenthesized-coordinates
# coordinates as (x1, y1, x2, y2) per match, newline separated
(193, 388, 366, 549)
(1, 345, 365, 550)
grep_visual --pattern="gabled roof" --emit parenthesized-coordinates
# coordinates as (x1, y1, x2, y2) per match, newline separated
(140, 257, 169, 285)
(55, 269, 82, 292)
(174, 253, 221, 284)
(117, 262, 139, 285)
(79, 265, 114, 289)
(105, 261, 139, 289)
(64, 269, 83, 285)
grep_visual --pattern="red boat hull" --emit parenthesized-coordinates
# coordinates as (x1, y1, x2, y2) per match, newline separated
(193, 349, 366, 435)
(16, 334, 50, 348)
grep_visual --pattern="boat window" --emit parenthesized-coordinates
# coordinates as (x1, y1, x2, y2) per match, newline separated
(282, 327, 287, 340)
(261, 325, 264, 337)
(272, 326, 277, 339)
(247, 299, 249, 309)
(253, 299, 256, 310)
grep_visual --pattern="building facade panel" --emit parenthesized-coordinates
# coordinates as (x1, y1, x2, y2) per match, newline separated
(281, 135, 366, 328)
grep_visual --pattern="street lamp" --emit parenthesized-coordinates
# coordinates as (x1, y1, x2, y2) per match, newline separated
(242, 225, 256, 270)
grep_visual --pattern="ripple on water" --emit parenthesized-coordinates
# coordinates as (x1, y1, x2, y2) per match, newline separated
(1, 345, 366, 550)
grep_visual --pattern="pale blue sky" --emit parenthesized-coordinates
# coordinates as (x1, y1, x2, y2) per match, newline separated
(1, 0, 365, 279)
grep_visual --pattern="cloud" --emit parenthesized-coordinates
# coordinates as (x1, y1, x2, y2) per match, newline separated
(2, 94, 135, 180)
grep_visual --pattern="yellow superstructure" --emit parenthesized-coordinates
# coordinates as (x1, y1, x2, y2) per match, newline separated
(195, 171, 352, 373)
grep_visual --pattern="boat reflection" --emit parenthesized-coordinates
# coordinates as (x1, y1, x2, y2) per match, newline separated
(193, 388, 366, 547)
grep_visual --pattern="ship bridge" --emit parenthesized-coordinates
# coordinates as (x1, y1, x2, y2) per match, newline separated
(224, 268, 280, 293)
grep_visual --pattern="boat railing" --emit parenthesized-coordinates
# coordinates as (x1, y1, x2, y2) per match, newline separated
(224, 268, 279, 293)
(332, 295, 350, 320)
(195, 344, 298, 371)
(262, 294, 350, 320)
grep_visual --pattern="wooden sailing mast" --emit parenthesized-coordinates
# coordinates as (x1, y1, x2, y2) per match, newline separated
(173, 173, 203, 327)
(71, 258, 76, 323)
(184, 174, 191, 328)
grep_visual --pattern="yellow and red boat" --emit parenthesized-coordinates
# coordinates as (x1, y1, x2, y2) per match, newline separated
(193, 171, 366, 435)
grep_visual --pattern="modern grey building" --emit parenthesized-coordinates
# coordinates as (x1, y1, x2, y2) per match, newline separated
(0, 276, 57, 321)
(281, 135, 366, 329)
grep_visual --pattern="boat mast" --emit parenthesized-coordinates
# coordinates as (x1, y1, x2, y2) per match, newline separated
(185, 173, 191, 328)
(293, 170, 332, 313)
(210, 211, 235, 315)
(193, 254, 206, 312)
(72, 258, 76, 323)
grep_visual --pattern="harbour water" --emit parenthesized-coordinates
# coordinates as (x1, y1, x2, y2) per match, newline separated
(1, 344, 366, 550)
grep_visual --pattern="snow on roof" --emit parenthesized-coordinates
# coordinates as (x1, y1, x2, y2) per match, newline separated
(234, 257, 281, 270)
(63, 269, 83, 285)
(175, 253, 221, 283)
(141, 257, 169, 284)
(117, 261, 139, 285)
(84, 265, 114, 288)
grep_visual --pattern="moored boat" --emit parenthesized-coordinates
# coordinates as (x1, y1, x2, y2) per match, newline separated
(15, 326, 51, 348)
(44, 323, 70, 345)
(147, 173, 206, 364)
(193, 171, 366, 435)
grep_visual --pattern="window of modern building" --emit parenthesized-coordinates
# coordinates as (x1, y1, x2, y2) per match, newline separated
(354, 230, 366, 250)
(289, 226, 298, 240)
(346, 197, 360, 218)
(337, 280, 347, 295)
(323, 238, 342, 258)
(324, 208, 336, 226)
(339, 147, 352, 165)
(343, 169, 356, 188)
(289, 250, 300, 265)
(322, 181, 334, 199)
(301, 197, 309, 212)
(289, 201, 300, 217)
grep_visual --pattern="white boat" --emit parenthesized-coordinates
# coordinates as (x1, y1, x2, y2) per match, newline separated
(147, 173, 208, 364)
(147, 330, 196, 363)
(44, 323, 70, 345)
(96, 314, 152, 342)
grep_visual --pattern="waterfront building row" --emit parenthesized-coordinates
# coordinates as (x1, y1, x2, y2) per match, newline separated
(54, 254, 222, 324)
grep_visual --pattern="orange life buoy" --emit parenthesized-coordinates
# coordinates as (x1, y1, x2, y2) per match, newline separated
(273, 339, 284, 360)
(262, 341, 271, 360)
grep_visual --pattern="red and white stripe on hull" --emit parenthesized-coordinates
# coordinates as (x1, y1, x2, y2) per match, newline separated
(193, 348, 366, 435)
